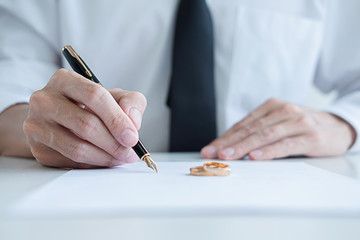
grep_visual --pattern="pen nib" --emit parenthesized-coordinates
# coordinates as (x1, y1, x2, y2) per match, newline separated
(142, 155, 158, 173)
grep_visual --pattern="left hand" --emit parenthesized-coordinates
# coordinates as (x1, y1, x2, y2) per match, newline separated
(201, 98, 356, 160)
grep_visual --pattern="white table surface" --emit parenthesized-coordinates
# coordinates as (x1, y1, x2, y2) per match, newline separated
(1, 152, 360, 240)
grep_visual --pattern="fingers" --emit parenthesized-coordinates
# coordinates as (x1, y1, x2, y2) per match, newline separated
(250, 112, 357, 160)
(51, 69, 139, 148)
(201, 99, 289, 159)
(201, 98, 355, 161)
(109, 89, 147, 130)
(30, 143, 96, 169)
(24, 69, 147, 168)
(248, 136, 308, 160)
(25, 119, 126, 167)
(217, 120, 303, 160)
(55, 97, 133, 160)
(123, 150, 139, 164)
(206, 106, 293, 157)
(209, 98, 283, 145)
(234, 98, 284, 128)
(201, 99, 312, 160)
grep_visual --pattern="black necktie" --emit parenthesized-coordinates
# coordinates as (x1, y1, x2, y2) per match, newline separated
(167, 0, 217, 151)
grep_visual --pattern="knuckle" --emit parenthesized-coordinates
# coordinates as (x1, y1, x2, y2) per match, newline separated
(22, 118, 42, 140)
(260, 127, 275, 140)
(280, 103, 300, 115)
(210, 133, 233, 149)
(265, 97, 281, 105)
(55, 68, 70, 76)
(50, 68, 70, 84)
(235, 144, 248, 155)
(77, 114, 99, 137)
(86, 84, 107, 104)
(22, 118, 34, 135)
(253, 118, 266, 129)
(247, 111, 256, 120)
(242, 125, 253, 136)
(297, 116, 315, 128)
(29, 90, 55, 116)
(111, 143, 126, 160)
(120, 91, 148, 110)
(29, 90, 46, 107)
(132, 91, 147, 104)
(309, 130, 323, 143)
(282, 138, 295, 149)
(108, 114, 126, 133)
(232, 121, 244, 131)
(68, 142, 87, 163)
(208, 138, 223, 149)
(109, 115, 120, 129)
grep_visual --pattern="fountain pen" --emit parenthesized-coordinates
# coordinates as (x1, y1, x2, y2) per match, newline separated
(62, 45, 157, 172)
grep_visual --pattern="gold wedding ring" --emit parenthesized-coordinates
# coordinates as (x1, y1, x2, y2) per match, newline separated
(203, 162, 231, 176)
(190, 166, 216, 176)
(190, 162, 231, 176)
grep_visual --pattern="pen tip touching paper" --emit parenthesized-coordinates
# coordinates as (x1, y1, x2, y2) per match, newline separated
(143, 155, 158, 173)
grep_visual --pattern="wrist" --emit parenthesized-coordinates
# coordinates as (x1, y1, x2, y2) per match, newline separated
(0, 103, 33, 158)
(330, 113, 357, 150)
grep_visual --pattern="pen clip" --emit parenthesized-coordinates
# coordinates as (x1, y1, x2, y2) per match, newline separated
(62, 45, 92, 78)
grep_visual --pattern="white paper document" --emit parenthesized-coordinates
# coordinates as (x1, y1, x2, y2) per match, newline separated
(11, 160, 360, 217)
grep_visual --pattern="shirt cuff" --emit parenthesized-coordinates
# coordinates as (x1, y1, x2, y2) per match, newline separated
(0, 60, 58, 114)
(324, 98, 360, 153)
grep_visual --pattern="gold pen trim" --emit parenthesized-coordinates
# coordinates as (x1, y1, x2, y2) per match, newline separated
(62, 45, 93, 78)
(141, 153, 158, 172)
(140, 153, 150, 161)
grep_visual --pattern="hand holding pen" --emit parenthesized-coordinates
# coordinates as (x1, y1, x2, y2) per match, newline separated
(23, 46, 157, 171)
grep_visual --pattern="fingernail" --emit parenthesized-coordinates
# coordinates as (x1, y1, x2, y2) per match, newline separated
(129, 108, 142, 129)
(201, 145, 217, 158)
(120, 129, 138, 147)
(251, 150, 263, 158)
(221, 147, 235, 157)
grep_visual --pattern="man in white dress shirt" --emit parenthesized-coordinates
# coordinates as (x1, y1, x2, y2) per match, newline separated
(0, 0, 359, 168)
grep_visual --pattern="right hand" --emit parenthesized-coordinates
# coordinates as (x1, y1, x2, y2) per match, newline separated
(23, 69, 147, 168)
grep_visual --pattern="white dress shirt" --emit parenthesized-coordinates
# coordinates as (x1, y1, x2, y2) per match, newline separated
(1, 0, 360, 152)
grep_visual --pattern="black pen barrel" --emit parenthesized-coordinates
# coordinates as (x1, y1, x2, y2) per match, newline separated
(132, 139, 149, 159)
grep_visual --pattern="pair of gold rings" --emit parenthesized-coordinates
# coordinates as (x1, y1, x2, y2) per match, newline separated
(190, 162, 231, 176)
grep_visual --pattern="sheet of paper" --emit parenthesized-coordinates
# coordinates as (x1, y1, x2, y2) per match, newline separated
(11, 160, 360, 217)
